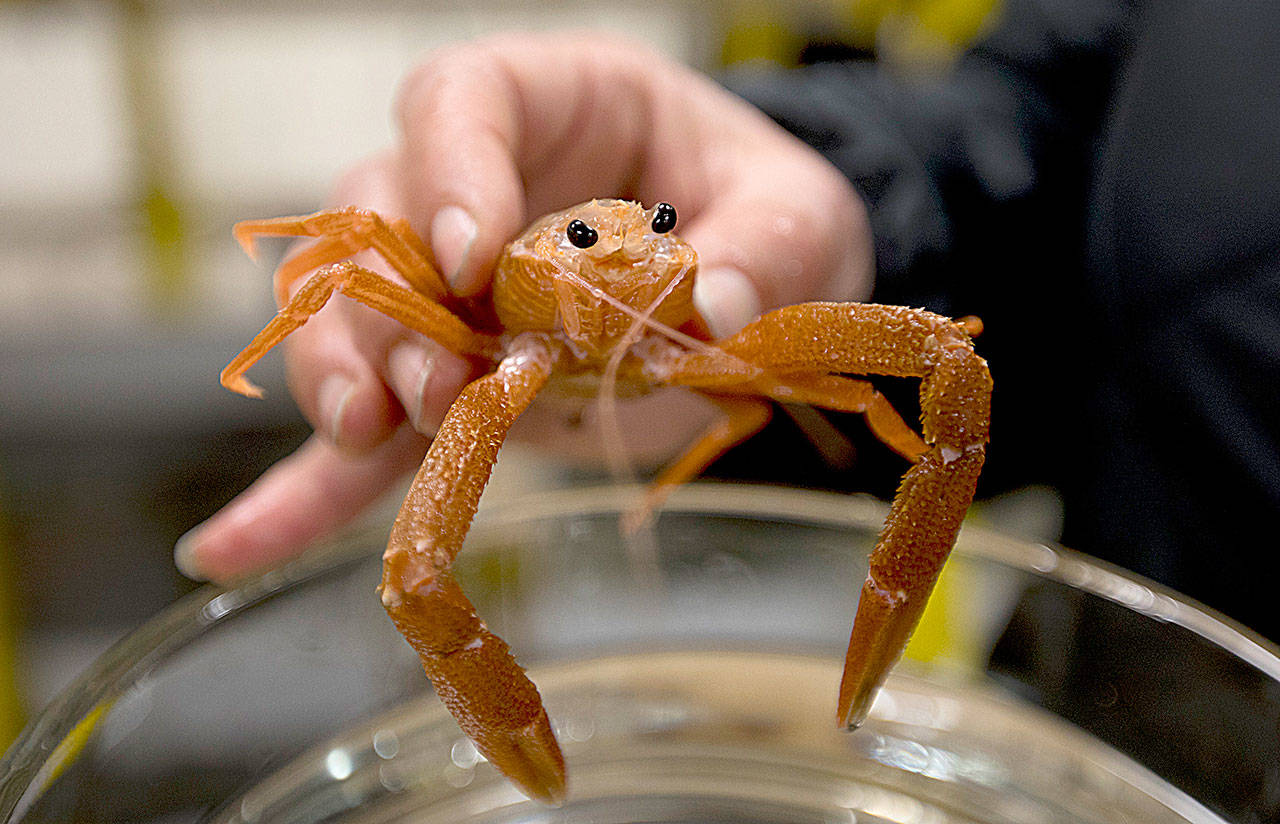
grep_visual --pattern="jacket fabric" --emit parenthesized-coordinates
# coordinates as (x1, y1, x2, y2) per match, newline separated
(726, 0, 1280, 642)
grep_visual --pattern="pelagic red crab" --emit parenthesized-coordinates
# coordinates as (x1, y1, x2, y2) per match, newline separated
(221, 198, 991, 804)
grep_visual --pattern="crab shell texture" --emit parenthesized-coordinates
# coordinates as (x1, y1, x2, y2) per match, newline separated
(492, 199, 698, 361)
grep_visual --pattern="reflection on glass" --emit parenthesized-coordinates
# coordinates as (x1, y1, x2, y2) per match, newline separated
(2, 485, 1276, 823)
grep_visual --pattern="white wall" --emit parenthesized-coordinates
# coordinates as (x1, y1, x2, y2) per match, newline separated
(0, 1, 711, 344)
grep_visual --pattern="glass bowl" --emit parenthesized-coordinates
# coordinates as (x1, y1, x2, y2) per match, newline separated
(2, 484, 1277, 823)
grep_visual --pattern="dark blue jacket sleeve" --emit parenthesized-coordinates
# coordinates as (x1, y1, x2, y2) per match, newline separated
(725, 0, 1135, 306)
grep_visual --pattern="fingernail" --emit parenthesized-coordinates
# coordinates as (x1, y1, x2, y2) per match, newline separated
(318, 375, 356, 446)
(430, 205, 478, 291)
(694, 266, 762, 338)
(174, 527, 207, 581)
(387, 341, 437, 434)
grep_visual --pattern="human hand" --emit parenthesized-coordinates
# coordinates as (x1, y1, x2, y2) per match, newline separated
(177, 30, 873, 584)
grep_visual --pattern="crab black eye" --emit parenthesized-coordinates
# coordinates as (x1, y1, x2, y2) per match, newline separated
(651, 202, 677, 233)
(566, 219, 598, 248)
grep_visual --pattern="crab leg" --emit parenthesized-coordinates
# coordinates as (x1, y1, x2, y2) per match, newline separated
(623, 396, 773, 532)
(235, 207, 448, 304)
(758, 374, 928, 462)
(629, 369, 926, 530)
(666, 302, 991, 729)
(221, 261, 498, 398)
(668, 373, 928, 463)
(379, 333, 566, 805)
(271, 233, 364, 305)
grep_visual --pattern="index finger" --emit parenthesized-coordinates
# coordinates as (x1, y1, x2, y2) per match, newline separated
(394, 32, 657, 295)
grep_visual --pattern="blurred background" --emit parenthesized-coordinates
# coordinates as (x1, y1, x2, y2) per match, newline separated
(0, 0, 1008, 752)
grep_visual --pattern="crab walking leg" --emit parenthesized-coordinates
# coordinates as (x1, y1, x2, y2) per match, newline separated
(628, 372, 924, 531)
(268, 217, 442, 306)
(668, 302, 991, 729)
(380, 334, 565, 805)
(221, 261, 498, 398)
(670, 372, 928, 463)
(623, 396, 773, 532)
(235, 206, 449, 301)
(761, 375, 928, 462)
(271, 232, 364, 306)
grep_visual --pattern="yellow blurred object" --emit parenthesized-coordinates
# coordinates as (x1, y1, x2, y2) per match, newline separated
(140, 185, 190, 311)
(906, 486, 1064, 669)
(719, 1, 802, 67)
(902, 550, 976, 666)
(840, 0, 1003, 69)
(911, 0, 1003, 51)
(840, 0, 899, 51)
(1, 507, 24, 749)
(719, 0, 1002, 71)
(119, 0, 191, 313)
(25, 703, 111, 794)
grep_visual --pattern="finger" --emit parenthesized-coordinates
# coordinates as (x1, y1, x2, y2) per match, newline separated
(394, 32, 654, 295)
(272, 151, 479, 449)
(282, 306, 403, 451)
(382, 335, 475, 438)
(174, 426, 429, 584)
(683, 149, 873, 338)
(510, 386, 718, 469)
(278, 153, 413, 451)
(395, 43, 527, 295)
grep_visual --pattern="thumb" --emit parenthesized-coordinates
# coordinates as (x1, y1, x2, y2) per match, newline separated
(682, 159, 873, 338)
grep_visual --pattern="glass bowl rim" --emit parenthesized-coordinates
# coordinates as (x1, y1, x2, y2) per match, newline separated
(3, 482, 1277, 816)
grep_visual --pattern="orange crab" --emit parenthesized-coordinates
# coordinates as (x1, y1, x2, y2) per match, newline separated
(221, 198, 991, 805)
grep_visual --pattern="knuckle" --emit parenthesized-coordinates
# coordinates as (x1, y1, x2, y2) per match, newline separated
(393, 42, 523, 175)
(395, 43, 499, 131)
(566, 28, 652, 60)
(330, 152, 393, 204)
(804, 158, 866, 245)
(798, 162, 871, 298)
